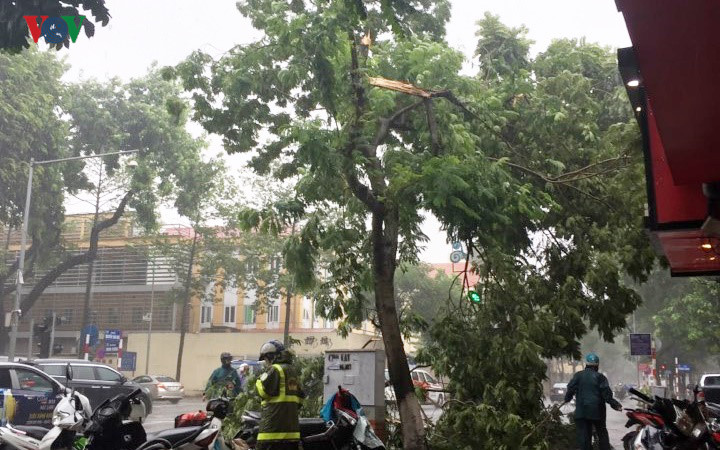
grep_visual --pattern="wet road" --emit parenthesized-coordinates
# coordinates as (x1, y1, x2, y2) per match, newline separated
(558, 398, 633, 449)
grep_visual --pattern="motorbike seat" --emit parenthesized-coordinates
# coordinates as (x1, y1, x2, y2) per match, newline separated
(299, 418, 327, 437)
(146, 425, 203, 446)
(13, 425, 49, 441)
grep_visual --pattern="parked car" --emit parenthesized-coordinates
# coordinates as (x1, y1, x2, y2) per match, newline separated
(0, 362, 67, 427)
(549, 382, 568, 403)
(231, 359, 262, 376)
(699, 373, 720, 403)
(385, 368, 447, 406)
(31, 358, 152, 420)
(132, 374, 184, 403)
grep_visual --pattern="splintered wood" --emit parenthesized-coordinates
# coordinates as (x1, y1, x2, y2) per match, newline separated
(368, 77, 433, 98)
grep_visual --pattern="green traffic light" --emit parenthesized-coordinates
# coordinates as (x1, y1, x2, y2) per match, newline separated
(467, 289, 481, 303)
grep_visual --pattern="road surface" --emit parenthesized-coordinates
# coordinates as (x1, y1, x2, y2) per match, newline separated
(558, 398, 634, 449)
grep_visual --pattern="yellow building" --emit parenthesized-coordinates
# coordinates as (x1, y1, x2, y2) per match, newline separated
(2, 214, 380, 371)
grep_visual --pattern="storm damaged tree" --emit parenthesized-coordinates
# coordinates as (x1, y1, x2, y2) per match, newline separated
(168, 3, 654, 448)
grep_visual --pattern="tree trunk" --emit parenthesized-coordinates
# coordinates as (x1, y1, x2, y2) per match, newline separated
(78, 169, 103, 357)
(175, 230, 198, 382)
(372, 209, 426, 450)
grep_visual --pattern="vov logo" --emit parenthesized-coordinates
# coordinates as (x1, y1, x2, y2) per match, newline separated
(23, 16, 86, 44)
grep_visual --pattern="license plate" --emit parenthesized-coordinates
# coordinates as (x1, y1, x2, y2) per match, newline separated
(558, 389, 564, 394)
(168, 386, 179, 391)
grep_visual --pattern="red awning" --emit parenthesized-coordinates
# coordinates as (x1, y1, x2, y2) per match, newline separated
(617, 0, 720, 275)
(617, 0, 720, 185)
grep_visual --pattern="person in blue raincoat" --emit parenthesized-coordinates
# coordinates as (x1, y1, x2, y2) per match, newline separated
(564, 353, 622, 450)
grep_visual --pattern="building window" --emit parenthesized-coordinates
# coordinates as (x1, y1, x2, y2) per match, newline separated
(303, 309, 309, 320)
(131, 307, 144, 324)
(267, 305, 279, 323)
(200, 305, 212, 324)
(224, 306, 236, 323)
(63, 308, 74, 324)
(107, 308, 120, 324)
(155, 305, 171, 323)
(243, 306, 256, 324)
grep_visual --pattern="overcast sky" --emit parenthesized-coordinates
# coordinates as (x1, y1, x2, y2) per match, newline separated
(62, 0, 632, 263)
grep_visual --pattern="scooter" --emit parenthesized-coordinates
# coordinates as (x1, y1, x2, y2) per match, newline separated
(82, 388, 226, 450)
(622, 387, 719, 449)
(234, 387, 385, 450)
(0, 363, 92, 450)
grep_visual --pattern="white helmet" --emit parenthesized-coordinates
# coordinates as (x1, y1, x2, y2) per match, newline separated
(259, 340, 285, 361)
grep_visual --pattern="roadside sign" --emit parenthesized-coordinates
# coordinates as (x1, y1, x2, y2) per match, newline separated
(82, 325, 99, 346)
(630, 333, 652, 356)
(104, 329, 121, 353)
(678, 364, 691, 372)
(120, 351, 136, 372)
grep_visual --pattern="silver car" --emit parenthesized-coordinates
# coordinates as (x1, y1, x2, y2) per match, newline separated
(132, 375, 184, 403)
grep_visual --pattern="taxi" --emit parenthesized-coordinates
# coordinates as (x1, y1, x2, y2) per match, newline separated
(0, 362, 66, 427)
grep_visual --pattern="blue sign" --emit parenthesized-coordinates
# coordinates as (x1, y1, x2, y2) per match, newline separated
(104, 329, 121, 353)
(678, 364, 691, 372)
(82, 325, 99, 346)
(630, 333, 652, 356)
(120, 352, 137, 372)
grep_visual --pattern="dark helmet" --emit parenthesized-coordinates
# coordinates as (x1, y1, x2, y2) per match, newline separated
(259, 340, 285, 361)
(220, 352, 233, 362)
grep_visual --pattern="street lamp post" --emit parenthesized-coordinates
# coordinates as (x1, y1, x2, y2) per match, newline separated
(8, 149, 139, 360)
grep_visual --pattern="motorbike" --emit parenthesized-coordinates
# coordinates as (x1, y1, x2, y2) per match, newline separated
(83, 389, 228, 450)
(622, 386, 720, 449)
(0, 363, 92, 450)
(234, 387, 384, 450)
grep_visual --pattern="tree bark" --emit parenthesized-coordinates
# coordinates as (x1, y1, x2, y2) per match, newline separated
(372, 208, 426, 450)
(175, 230, 198, 382)
(78, 168, 103, 357)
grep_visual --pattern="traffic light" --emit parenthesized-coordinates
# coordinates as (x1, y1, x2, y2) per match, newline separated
(467, 289, 482, 303)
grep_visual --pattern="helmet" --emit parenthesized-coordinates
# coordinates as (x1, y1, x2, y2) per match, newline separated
(259, 340, 285, 361)
(220, 352, 232, 362)
(585, 353, 600, 366)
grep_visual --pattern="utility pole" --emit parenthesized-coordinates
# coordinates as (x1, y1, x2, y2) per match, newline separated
(27, 318, 34, 359)
(145, 259, 156, 374)
(9, 159, 34, 360)
(49, 312, 56, 357)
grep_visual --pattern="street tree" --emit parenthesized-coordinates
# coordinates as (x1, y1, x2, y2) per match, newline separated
(168, 5, 653, 448)
(0, 48, 86, 350)
(415, 17, 655, 448)
(0, 61, 217, 351)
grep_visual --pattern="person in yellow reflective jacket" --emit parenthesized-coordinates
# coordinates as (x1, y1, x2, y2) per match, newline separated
(255, 340, 304, 450)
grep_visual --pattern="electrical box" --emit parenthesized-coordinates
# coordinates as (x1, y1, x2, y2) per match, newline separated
(324, 349, 385, 428)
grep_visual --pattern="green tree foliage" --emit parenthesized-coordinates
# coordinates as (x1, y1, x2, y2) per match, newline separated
(654, 279, 720, 372)
(0, 49, 83, 282)
(416, 16, 655, 448)
(169, 4, 652, 447)
(0, 0, 110, 52)
(393, 263, 457, 337)
(0, 49, 219, 353)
